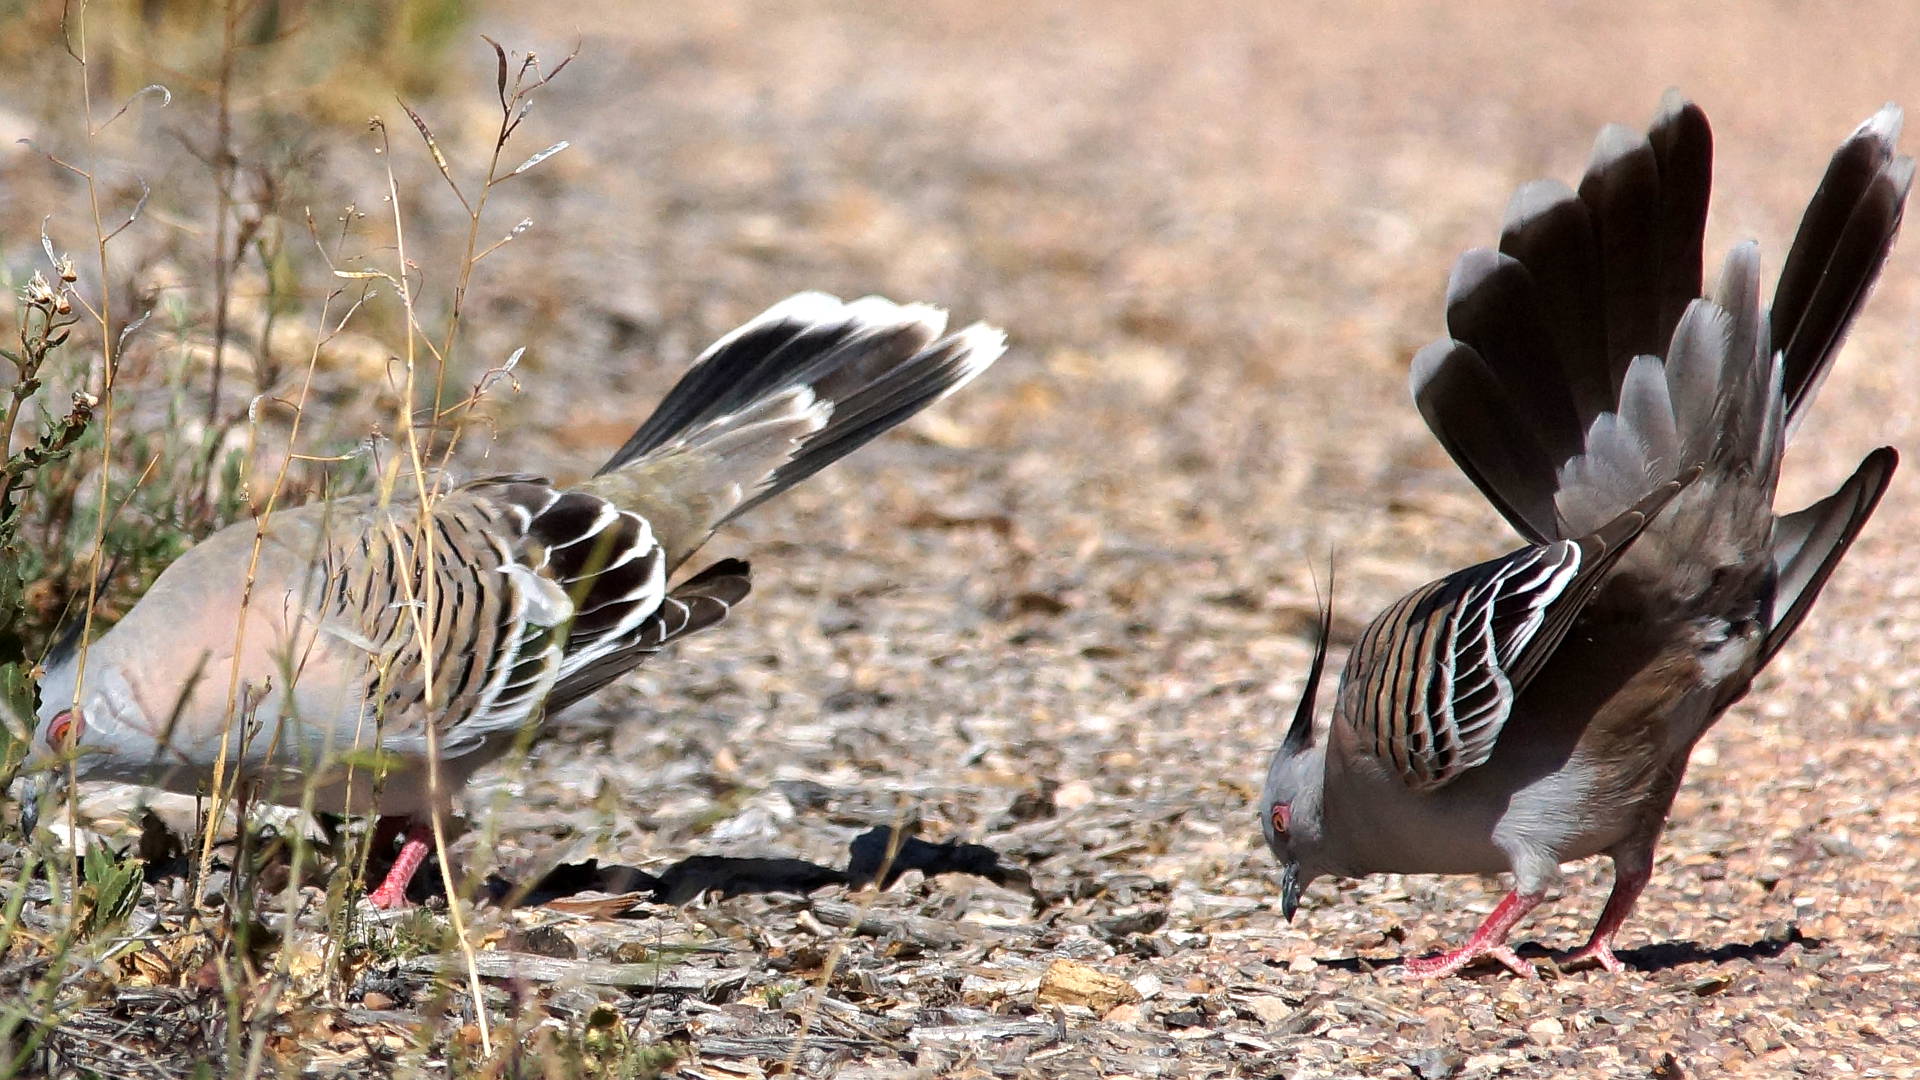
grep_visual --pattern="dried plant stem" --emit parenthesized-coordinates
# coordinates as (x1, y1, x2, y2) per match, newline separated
(193, 289, 353, 911)
(62, 0, 121, 893)
(431, 128, 505, 426)
(204, 0, 239, 438)
(375, 118, 494, 1057)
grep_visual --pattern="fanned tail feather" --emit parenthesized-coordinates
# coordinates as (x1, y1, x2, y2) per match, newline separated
(1411, 94, 1905, 629)
(1759, 449, 1898, 669)
(586, 292, 1006, 567)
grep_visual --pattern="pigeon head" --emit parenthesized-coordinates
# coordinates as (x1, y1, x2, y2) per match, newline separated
(1261, 592, 1332, 922)
(27, 633, 162, 782)
(19, 628, 184, 835)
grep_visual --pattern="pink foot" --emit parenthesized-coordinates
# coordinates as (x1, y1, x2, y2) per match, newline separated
(1558, 938, 1627, 973)
(1400, 889, 1545, 980)
(367, 819, 433, 910)
(1405, 941, 1536, 979)
(1558, 859, 1650, 974)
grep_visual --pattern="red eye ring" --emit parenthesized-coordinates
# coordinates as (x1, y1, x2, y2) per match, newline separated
(1270, 802, 1291, 835)
(46, 709, 83, 749)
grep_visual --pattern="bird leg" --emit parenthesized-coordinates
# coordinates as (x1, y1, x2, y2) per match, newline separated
(367, 817, 433, 910)
(1402, 889, 1545, 979)
(1558, 852, 1653, 973)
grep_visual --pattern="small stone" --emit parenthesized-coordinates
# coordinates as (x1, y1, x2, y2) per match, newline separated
(1055, 780, 1098, 810)
(1162, 1008, 1208, 1029)
(1526, 1017, 1564, 1042)
(506, 924, 578, 959)
(1244, 995, 1296, 1025)
(361, 991, 396, 1011)
(1406, 1047, 1463, 1079)
(1686, 974, 1733, 996)
(1103, 1003, 1144, 1025)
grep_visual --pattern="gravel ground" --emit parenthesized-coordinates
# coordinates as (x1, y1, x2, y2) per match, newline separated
(16, 1, 1920, 1077)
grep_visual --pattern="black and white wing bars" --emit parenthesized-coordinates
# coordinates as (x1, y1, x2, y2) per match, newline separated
(1338, 474, 1690, 791)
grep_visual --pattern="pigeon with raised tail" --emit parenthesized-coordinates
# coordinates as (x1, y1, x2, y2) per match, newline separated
(1261, 94, 1906, 977)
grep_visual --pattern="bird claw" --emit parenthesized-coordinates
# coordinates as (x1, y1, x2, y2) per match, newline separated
(1403, 943, 1538, 980)
(1557, 939, 1628, 973)
(360, 887, 422, 910)
(1399, 889, 1546, 979)
(366, 884, 412, 911)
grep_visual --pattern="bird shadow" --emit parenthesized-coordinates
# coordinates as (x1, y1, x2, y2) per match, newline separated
(1317, 925, 1819, 977)
(129, 812, 1041, 913)
(477, 824, 1046, 912)
(1601, 928, 1819, 973)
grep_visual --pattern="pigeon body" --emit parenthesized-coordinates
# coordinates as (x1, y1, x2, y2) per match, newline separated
(24, 292, 1005, 905)
(1262, 95, 1907, 976)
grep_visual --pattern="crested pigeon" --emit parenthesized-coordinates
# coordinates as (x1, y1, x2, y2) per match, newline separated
(1260, 94, 1907, 977)
(20, 292, 1005, 908)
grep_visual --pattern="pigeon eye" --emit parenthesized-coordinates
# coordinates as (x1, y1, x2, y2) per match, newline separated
(1270, 802, 1291, 836)
(46, 710, 83, 749)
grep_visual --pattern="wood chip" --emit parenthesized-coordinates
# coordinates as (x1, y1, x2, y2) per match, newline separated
(538, 891, 649, 918)
(403, 952, 728, 993)
(1036, 958, 1142, 1012)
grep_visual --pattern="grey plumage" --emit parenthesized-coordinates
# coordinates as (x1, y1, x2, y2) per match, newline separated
(1264, 95, 1905, 977)
(21, 292, 1005, 906)
(1341, 475, 1691, 794)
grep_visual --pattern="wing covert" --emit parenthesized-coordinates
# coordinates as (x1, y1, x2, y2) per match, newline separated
(1341, 543, 1582, 791)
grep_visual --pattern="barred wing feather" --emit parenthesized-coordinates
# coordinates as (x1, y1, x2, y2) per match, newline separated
(1341, 543, 1581, 791)
(311, 478, 679, 756)
(1339, 474, 1690, 791)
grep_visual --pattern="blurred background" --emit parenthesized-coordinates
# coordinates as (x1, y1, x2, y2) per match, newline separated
(2, 0, 1918, 1074)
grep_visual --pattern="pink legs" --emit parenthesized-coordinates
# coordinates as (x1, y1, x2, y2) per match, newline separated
(1559, 855, 1653, 973)
(366, 817, 434, 910)
(1402, 889, 1546, 979)
(1403, 851, 1655, 978)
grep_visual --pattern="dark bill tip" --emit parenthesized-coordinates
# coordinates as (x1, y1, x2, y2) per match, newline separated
(17, 776, 42, 838)
(1280, 861, 1303, 922)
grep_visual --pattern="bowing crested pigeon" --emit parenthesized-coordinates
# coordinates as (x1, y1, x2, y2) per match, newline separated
(21, 292, 1005, 907)
(1261, 94, 1907, 976)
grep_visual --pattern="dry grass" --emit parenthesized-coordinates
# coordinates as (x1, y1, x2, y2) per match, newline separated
(4, 1, 1920, 1076)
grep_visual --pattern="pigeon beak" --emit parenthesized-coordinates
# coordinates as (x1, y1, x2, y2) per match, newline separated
(16, 770, 65, 839)
(1280, 860, 1304, 923)
(17, 775, 43, 838)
